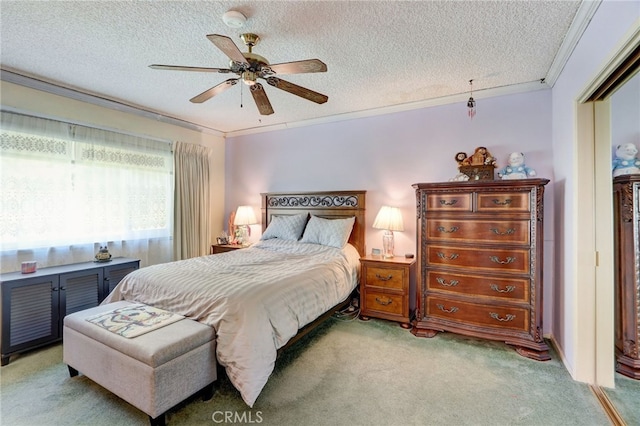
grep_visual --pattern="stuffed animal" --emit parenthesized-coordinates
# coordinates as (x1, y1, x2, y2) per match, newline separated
(612, 143, 640, 177)
(497, 152, 537, 180)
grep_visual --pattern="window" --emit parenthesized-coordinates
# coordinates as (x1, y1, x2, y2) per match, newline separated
(0, 112, 173, 251)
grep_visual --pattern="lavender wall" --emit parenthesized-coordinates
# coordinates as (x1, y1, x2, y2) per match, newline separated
(225, 88, 554, 330)
(551, 0, 640, 377)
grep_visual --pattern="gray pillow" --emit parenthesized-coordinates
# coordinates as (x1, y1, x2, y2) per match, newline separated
(300, 215, 355, 248)
(260, 213, 308, 241)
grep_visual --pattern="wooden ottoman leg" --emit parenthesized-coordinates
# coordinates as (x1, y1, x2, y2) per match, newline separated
(201, 382, 216, 401)
(149, 413, 165, 426)
(68, 365, 79, 377)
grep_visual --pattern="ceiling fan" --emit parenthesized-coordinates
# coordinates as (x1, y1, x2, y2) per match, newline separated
(149, 33, 328, 115)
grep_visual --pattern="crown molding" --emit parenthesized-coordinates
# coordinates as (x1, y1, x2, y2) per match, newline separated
(545, 0, 602, 87)
(0, 68, 225, 138)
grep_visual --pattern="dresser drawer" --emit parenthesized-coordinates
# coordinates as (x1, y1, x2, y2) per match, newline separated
(427, 219, 531, 246)
(477, 192, 530, 212)
(427, 245, 530, 274)
(426, 193, 472, 211)
(426, 296, 529, 332)
(363, 291, 406, 316)
(363, 265, 406, 291)
(426, 270, 529, 302)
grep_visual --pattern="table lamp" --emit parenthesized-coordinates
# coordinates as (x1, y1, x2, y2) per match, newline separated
(372, 206, 404, 258)
(233, 205, 257, 246)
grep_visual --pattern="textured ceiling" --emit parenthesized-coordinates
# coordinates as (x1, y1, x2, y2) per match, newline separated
(0, 1, 586, 136)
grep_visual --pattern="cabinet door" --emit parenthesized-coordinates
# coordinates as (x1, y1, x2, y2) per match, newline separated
(59, 269, 103, 318)
(102, 261, 139, 299)
(1, 275, 59, 364)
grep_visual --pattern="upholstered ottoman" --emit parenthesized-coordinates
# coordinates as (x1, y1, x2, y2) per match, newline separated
(63, 301, 217, 426)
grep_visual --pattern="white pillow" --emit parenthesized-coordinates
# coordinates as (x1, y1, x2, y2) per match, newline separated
(260, 213, 308, 241)
(300, 215, 355, 248)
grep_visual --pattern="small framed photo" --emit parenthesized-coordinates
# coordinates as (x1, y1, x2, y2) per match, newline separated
(371, 248, 381, 256)
(216, 237, 229, 245)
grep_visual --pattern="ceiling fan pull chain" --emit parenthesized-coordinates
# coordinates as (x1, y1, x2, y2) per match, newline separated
(240, 80, 243, 108)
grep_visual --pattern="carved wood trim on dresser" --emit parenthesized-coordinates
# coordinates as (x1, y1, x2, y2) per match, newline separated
(613, 175, 640, 379)
(412, 179, 550, 361)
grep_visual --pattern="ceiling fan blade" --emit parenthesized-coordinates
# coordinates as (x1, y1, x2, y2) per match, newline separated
(265, 77, 328, 104)
(190, 79, 238, 103)
(265, 59, 327, 75)
(206, 34, 249, 67)
(149, 64, 232, 73)
(250, 83, 274, 115)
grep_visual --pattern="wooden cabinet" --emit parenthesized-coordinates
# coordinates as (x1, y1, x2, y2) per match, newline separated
(359, 255, 416, 328)
(613, 175, 640, 379)
(412, 179, 550, 361)
(210, 244, 244, 254)
(0, 257, 139, 365)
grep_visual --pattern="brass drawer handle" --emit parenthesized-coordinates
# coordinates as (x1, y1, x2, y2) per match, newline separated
(436, 304, 459, 313)
(492, 199, 512, 206)
(489, 256, 515, 264)
(439, 199, 458, 206)
(375, 273, 393, 281)
(437, 252, 459, 261)
(437, 226, 459, 233)
(489, 228, 515, 236)
(375, 297, 393, 306)
(490, 284, 516, 293)
(490, 312, 516, 322)
(436, 277, 459, 287)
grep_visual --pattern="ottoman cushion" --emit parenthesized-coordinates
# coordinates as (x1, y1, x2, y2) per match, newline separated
(64, 301, 215, 368)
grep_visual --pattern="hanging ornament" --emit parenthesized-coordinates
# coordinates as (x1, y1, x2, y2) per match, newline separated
(467, 79, 476, 119)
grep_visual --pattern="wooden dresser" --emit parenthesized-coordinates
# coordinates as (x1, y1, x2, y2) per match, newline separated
(613, 175, 640, 379)
(412, 179, 550, 361)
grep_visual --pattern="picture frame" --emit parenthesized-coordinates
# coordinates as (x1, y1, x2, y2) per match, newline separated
(216, 237, 229, 245)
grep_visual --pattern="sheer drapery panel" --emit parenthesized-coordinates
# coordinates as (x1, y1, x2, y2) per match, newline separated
(0, 111, 173, 272)
(173, 141, 212, 260)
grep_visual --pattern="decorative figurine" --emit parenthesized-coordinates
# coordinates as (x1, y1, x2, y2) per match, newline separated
(456, 146, 497, 180)
(461, 146, 496, 167)
(449, 173, 470, 182)
(612, 143, 640, 177)
(95, 246, 112, 262)
(498, 152, 537, 180)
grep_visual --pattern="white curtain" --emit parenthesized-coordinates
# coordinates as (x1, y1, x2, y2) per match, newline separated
(0, 111, 173, 272)
(173, 141, 212, 260)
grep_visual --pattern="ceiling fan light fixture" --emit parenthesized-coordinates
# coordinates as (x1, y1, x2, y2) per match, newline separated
(242, 71, 257, 85)
(222, 11, 247, 28)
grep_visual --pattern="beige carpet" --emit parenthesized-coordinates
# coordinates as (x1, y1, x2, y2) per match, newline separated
(1, 315, 632, 426)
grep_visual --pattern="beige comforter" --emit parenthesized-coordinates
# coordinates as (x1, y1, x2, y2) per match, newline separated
(103, 239, 360, 407)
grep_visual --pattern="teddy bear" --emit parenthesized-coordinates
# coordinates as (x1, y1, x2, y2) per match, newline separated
(497, 152, 537, 180)
(612, 143, 640, 177)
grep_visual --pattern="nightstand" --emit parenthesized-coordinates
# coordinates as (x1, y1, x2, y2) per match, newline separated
(210, 244, 244, 255)
(359, 255, 416, 328)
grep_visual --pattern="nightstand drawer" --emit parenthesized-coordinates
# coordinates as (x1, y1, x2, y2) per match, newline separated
(363, 266, 406, 290)
(427, 219, 531, 246)
(210, 244, 243, 254)
(426, 296, 529, 332)
(362, 291, 406, 316)
(427, 245, 530, 274)
(426, 270, 529, 302)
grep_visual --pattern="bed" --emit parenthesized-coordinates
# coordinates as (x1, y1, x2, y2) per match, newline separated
(102, 190, 366, 407)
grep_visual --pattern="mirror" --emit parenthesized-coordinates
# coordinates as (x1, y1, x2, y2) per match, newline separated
(602, 63, 640, 424)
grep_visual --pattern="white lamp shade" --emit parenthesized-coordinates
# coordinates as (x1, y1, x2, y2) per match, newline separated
(372, 206, 404, 232)
(233, 205, 257, 226)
